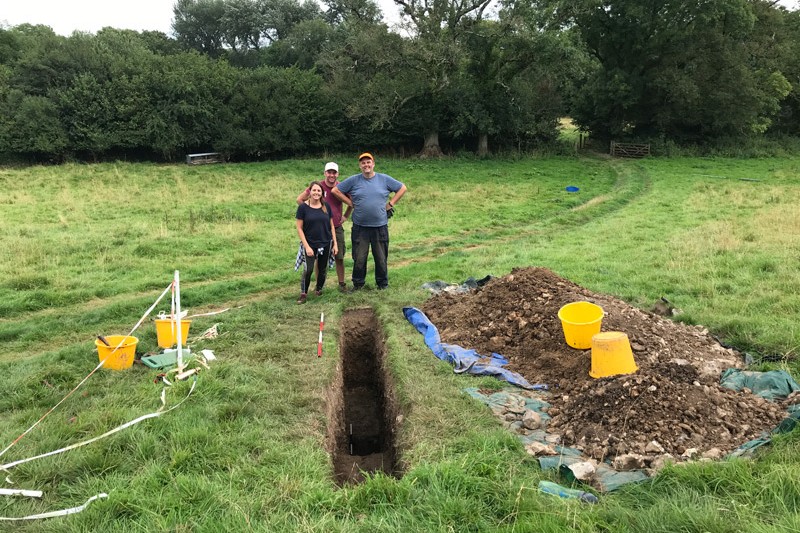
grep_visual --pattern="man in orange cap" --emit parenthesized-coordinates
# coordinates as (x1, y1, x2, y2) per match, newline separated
(332, 152, 407, 290)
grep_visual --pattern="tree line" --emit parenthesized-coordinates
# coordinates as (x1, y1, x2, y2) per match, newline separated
(1, 0, 798, 162)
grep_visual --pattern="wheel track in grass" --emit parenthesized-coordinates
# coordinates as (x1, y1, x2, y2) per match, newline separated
(0, 159, 651, 361)
(391, 158, 651, 266)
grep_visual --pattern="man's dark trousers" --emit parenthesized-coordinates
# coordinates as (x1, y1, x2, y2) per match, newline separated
(351, 224, 389, 289)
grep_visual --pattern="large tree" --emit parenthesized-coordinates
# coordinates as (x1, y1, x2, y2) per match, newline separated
(452, 14, 579, 155)
(318, 21, 418, 149)
(173, 0, 228, 57)
(322, 0, 384, 24)
(390, 0, 493, 156)
(214, 66, 341, 156)
(0, 90, 68, 160)
(763, 5, 800, 135)
(560, 0, 791, 141)
(174, 0, 323, 63)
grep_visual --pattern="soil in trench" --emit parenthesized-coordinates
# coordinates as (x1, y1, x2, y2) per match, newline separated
(420, 267, 789, 463)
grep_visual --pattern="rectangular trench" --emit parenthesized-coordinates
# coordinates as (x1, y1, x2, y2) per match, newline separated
(326, 307, 400, 485)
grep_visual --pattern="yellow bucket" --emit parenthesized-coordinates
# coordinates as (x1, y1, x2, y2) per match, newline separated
(96, 335, 138, 370)
(154, 319, 192, 349)
(590, 331, 638, 378)
(557, 301, 604, 349)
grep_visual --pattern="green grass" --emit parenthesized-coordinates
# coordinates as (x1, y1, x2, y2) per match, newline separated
(0, 154, 799, 530)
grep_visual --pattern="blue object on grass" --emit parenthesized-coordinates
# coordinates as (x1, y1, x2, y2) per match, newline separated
(403, 306, 541, 390)
(565, 186, 580, 192)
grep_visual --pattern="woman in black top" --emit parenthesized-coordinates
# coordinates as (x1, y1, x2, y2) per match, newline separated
(295, 181, 338, 303)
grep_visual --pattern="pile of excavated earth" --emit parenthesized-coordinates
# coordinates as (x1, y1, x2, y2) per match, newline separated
(421, 267, 792, 473)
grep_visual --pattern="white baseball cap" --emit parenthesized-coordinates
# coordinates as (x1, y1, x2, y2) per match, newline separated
(324, 162, 338, 172)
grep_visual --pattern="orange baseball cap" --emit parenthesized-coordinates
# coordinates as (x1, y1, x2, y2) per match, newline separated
(358, 152, 374, 161)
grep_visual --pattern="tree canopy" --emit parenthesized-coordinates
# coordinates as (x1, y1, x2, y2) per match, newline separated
(0, 0, 797, 162)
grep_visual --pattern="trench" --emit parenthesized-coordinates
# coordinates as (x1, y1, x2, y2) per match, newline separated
(327, 307, 401, 485)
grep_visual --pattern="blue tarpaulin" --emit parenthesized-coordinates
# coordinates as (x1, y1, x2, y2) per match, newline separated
(403, 306, 542, 390)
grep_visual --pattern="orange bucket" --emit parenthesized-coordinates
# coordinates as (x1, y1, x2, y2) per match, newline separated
(590, 331, 638, 378)
(557, 301, 604, 349)
(154, 319, 192, 349)
(96, 335, 138, 370)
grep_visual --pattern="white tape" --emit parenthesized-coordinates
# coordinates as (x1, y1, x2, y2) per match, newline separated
(0, 493, 107, 521)
(0, 378, 197, 471)
(176, 368, 197, 381)
(188, 308, 230, 318)
(0, 488, 43, 498)
(0, 280, 174, 462)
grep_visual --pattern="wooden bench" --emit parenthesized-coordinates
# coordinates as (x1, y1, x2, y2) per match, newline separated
(186, 152, 223, 165)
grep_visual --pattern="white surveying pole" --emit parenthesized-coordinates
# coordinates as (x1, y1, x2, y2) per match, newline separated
(174, 270, 184, 369)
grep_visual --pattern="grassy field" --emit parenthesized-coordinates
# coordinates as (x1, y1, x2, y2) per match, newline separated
(1, 154, 800, 531)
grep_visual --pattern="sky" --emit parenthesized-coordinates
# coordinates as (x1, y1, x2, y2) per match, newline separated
(0, 0, 403, 36)
(1, 0, 798, 37)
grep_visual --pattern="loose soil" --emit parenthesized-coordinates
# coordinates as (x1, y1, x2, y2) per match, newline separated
(421, 267, 788, 463)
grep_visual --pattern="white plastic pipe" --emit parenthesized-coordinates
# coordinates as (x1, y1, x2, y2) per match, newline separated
(174, 270, 183, 369)
(0, 488, 43, 498)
